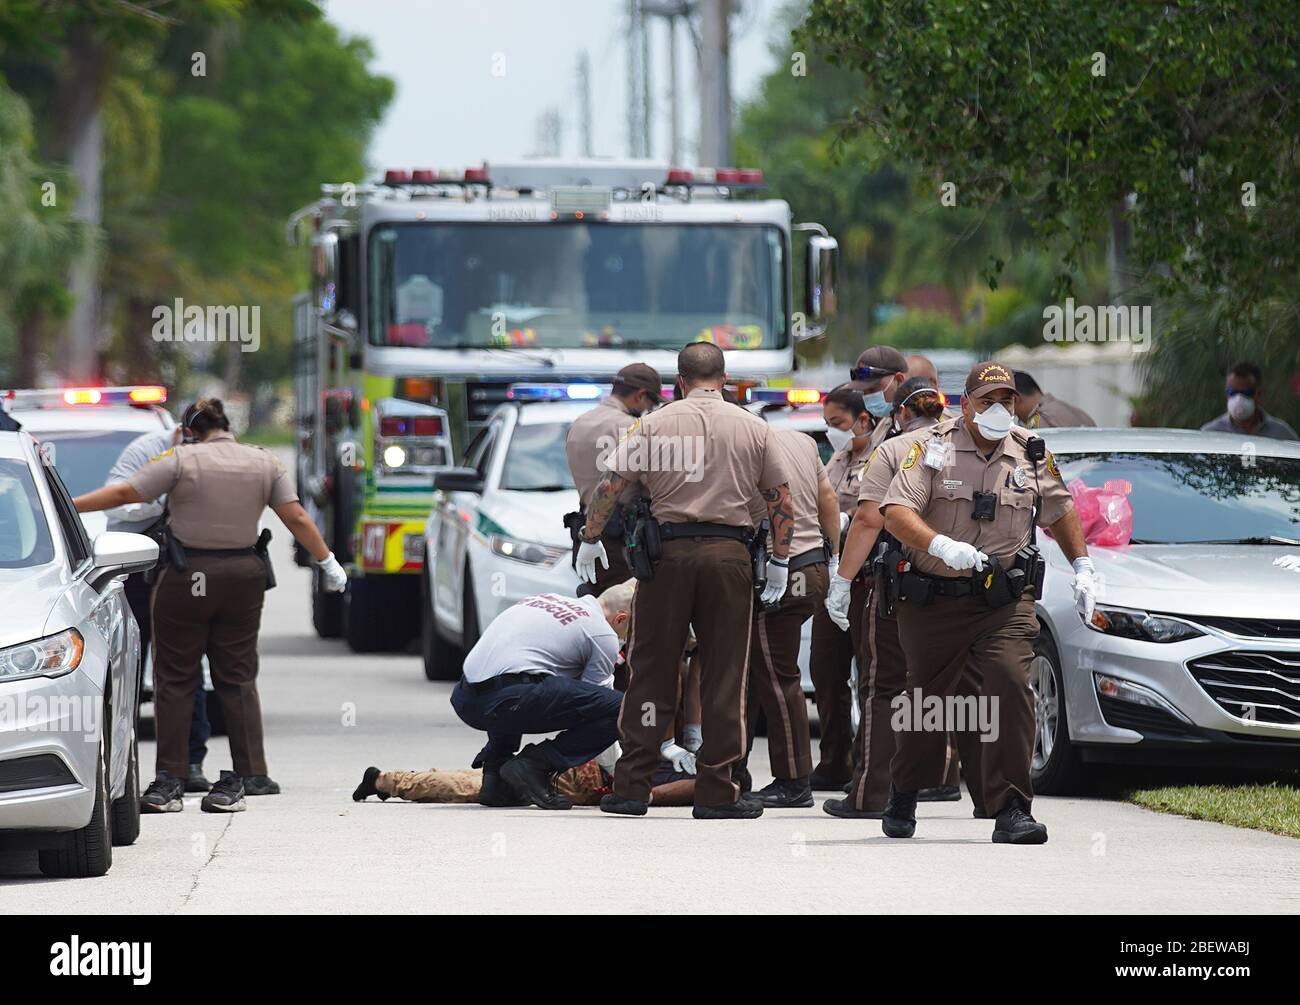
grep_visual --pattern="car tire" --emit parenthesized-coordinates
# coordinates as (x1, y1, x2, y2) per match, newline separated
(39, 731, 113, 878)
(1029, 630, 1090, 795)
(311, 567, 344, 639)
(110, 719, 141, 847)
(421, 566, 463, 681)
(461, 562, 481, 654)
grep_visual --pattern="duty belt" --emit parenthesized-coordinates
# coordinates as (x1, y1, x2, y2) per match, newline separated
(923, 575, 973, 598)
(658, 522, 750, 543)
(464, 672, 549, 693)
(178, 543, 259, 557)
(789, 546, 829, 574)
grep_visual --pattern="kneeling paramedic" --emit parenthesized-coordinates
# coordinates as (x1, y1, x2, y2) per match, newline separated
(877, 362, 1096, 844)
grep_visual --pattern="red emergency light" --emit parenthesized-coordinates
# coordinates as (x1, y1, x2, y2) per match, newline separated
(383, 169, 411, 185)
(410, 169, 436, 183)
(463, 166, 490, 184)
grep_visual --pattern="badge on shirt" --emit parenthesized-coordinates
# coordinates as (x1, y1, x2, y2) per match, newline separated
(1046, 452, 1061, 478)
(901, 441, 923, 470)
(1012, 466, 1028, 488)
(922, 438, 947, 470)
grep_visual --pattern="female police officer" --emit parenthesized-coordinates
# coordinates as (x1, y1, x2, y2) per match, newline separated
(74, 399, 347, 814)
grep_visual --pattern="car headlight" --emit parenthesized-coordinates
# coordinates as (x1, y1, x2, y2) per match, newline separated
(489, 534, 567, 566)
(382, 444, 407, 468)
(1087, 606, 1204, 643)
(0, 629, 85, 682)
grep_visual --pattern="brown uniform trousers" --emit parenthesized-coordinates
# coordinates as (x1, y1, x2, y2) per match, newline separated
(747, 561, 828, 780)
(891, 594, 1037, 815)
(151, 554, 268, 779)
(807, 577, 867, 783)
(845, 588, 984, 811)
(615, 537, 753, 806)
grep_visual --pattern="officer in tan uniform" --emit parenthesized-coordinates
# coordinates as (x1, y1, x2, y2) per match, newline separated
(823, 377, 982, 817)
(563, 363, 663, 596)
(742, 424, 840, 808)
(575, 342, 793, 818)
(850, 345, 910, 452)
(1013, 371, 1096, 428)
(878, 363, 1097, 843)
(74, 399, 346, 815)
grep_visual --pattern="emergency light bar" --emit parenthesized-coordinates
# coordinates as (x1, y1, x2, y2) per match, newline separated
(748, 388, 824, 406)
(506, 383, 608, 402)
(5, 385, 168, 408)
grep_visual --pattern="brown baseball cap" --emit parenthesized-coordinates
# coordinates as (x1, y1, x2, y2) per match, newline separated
(614, 362, 663, 398)
(853, 345, 908, 376)
(964, 360, 1018, 400)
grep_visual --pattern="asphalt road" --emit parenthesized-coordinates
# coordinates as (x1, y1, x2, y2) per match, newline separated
(2, 521, 1299, 914)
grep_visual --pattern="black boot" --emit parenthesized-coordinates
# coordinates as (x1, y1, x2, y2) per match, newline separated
(822, 797, 884, 819)
(693, 797, 764, 819)
(479, 765, 528, 807)
(242, 775, 280, 796)
(992, 797, 1048, 845)
(599, 793, 648, 816)
(918, 784, 961, 802)
(732, 762, 753, 797)
(881, 784, 918, 838)
(186, 763, 211, 793)
(352, 766, 389, 802)
(499, 746, 572, 810)
(749, 776, 813, 808)
(808, 772, 850, 792)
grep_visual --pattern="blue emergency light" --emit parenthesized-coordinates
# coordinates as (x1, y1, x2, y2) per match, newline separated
(506, 383, 608, 402)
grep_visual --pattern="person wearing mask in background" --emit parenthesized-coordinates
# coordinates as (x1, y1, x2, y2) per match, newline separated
(104, 426, 213, 793)
(1200, 360, 1297, 440)
(850, 345, 910, 452)
(564, 363, 664, 604)
(1013, 371, 1097, 429)
(74, 399, 348, 814)
(823, 377, 981, 817)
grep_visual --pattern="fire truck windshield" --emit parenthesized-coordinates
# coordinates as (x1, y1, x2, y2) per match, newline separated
(368, 221, 786, 351)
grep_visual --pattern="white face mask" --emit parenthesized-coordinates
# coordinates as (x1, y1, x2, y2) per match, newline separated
(973, 402, 1014, 440)
(825, 425, 856, 453)
(1227, 394, 1256, 422)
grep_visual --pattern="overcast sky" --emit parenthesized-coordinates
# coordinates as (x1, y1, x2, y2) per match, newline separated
(322, 0, 792, 173)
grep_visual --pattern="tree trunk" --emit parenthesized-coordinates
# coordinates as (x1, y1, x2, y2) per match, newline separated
(1107, 196, 1132, 306)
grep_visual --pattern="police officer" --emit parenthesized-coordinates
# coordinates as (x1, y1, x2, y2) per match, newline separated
(577, 342, 792, 819)
(564, 363, 663, 597)
(742, 422, 841, 808)
(822, 377, 980, 817)
(74, 399, 347, 814)
(878, 363, 1096, 844)
(807, 383, 873, 788)
(850, 344, 910, 451)
(1013, 370, 1096, 428)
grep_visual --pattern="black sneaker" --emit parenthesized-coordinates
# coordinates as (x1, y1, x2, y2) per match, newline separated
(201, 771, 247, 813)
(809, 772, 850, 792)
(186, 763, 211, 793)
(242, 775, 280, 796)
(749, 777, 813, 808)
(732, 762, 753, 797)
(973, 804, 991, 819)
(500, 746, 572, 810)
(140, 773, 185, 813)
(881, 784, 918, 838)
(992, 798, 1048, 845)
(693, 797, 764, 819)
(822, 797, 884, 819)
(918, 784, 962, 802)
(479, 765, 528, 807)
(352, 766, 389, 802)
(599, 793, 649, 816)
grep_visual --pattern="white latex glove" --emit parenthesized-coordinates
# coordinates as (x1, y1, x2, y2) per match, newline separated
(681, 723, 702, 754)
(827, 554, 840, 581)
(315, 552, 347, 593)
(760, 558, 789, 606)
(1274, 554, 1300, 572)
(824, 573, 853, 631)
(838, 511, 850, 534)
(660, 740, 697, 775)
(927, 534, 988, 572)
(1072, 556, 1098, 622)
(575, 537, 608, 584)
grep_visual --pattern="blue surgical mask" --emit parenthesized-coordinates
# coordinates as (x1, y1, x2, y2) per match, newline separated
(862, 391, 892, 418)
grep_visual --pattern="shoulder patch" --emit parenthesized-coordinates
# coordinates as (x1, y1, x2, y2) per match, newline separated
(1046, 451, 1061, 478)
(864, 448, 877, 471)
(901, 441, 922, 470)
(148, 447, 175, 462)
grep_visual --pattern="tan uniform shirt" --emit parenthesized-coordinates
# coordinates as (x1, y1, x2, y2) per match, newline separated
(565, 395, 639, 507)
(747, 427, 829, 558)
(824, 441, 872, 515)
(609, 387, 787, 528)
(1027, 393, 1096, 429)
(879, 418, 1074, 578)
(858, 419, 941, 506)
(129, 431, 297, 549)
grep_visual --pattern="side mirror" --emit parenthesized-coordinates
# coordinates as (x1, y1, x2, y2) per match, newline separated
(312, 231, 339, 317)
(795, 223, 839, 341)
(433, 467, 485, 494)
(87, 532, 160, 592)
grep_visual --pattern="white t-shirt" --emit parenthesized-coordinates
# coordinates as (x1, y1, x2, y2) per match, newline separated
(462, 593, 620, 688)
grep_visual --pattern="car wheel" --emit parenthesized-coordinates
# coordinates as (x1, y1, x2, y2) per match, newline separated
(111, 719, 141, 846)
(39, 730, 113, 878)
(421, 567, 462, 681)
(1029, 631, 1089, 795)
(311, 567, 344, 639)
(461, 561, 481, 653)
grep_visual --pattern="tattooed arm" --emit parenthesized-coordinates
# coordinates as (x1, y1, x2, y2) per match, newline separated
(762, 482, 794, 560)
(582, 470, 632, 542)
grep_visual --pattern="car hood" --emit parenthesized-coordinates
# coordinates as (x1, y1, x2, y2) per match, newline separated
(1049, 543, 1300, 619)
(484, 489, 580, 548)
(0, 564, 76, 648)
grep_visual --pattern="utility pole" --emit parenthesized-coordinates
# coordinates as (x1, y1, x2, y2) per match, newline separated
(576, 50, 593, 157)
(640, 1, 653, 159)
(643, 0, 689, 164)
(625, 0, 644, 157)
(697, 0, 731, 166)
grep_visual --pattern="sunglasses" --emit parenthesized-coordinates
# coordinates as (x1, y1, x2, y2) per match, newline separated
(1226, 388, 1257, 398)
(849, 365, 896, 382)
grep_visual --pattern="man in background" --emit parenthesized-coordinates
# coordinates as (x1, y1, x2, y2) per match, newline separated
(1200, 360, 1297, 440)
(1013, 371, 1097, 428)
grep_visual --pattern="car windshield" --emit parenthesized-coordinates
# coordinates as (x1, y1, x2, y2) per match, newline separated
(1056, 451, 1300, 544)
(31, 429, 143, 496)
(0, 458, 56, 569)
(501, 422, 575, 492)
(369, 222, 786, 351)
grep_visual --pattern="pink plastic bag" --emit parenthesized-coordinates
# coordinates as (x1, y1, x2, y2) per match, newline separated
(1065, 478, 1134, 547)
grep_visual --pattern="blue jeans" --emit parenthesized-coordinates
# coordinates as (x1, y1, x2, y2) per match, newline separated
(451, 675, 623, 772)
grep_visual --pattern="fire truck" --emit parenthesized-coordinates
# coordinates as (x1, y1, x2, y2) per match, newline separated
(288, 159, 838, 652)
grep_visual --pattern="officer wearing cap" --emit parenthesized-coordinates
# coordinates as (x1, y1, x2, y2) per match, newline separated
(877, 362, 1097, 844)
(850, 344, 910, 451)
(576, 342, 792, 819)
(564, 364, 663, 598)
(74, 398, 347, 815)
(1013, 371, 1096, 428)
